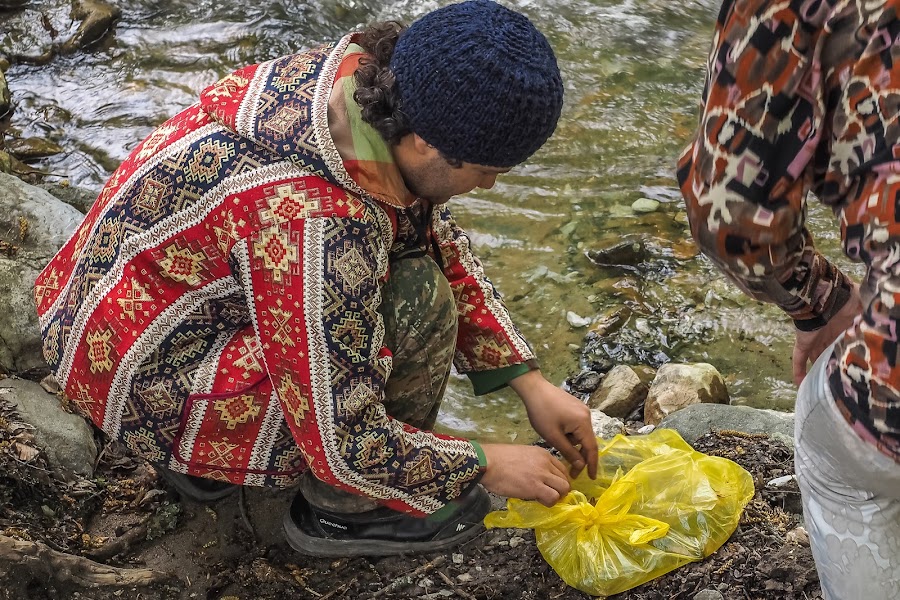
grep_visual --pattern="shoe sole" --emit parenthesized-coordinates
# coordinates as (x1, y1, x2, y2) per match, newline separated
(282, 510, 486, 557)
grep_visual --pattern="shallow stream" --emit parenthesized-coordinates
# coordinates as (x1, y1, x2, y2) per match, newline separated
(3, 0, 862, 442)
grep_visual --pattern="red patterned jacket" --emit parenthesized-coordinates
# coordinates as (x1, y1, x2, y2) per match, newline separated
(34, 35, 535, 516)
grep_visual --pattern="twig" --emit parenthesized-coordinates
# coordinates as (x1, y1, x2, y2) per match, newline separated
(0, 533, 174, 588)
(436, 569, 477, 600)
(319, 576, 358, 600)
(85, 522, 148, 561)
(371, 556, 447, 598)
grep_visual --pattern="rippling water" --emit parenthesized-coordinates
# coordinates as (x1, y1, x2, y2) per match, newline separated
(4, 0, 860, 441)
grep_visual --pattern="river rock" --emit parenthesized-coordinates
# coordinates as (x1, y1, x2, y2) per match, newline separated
(0, 172, 85, 374)
(568, 369, 603, 394)
(588, 365, 648, 418)
(63, 0, 122, 52)
(631, 198, 660, 214)
(2, 1, 71, 60)
(586, 238, 649, 269)
(5, 137, 65, 160)
(659, 403, 794, 447)
(644, 363, 729, 426)
(0, 69, 9, 119)
(0, 151, 11, 174)
(0, 377, 97, 478)
(38, 182, 97, 214)
(590, 409, 626, 439)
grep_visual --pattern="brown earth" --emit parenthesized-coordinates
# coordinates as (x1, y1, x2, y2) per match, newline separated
(0, 398, 820, 600)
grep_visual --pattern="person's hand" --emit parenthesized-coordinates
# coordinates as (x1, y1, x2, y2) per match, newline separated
(479, 443, 571, 506)
(509, 370, 598, 479)
(792, 283, 862, 385)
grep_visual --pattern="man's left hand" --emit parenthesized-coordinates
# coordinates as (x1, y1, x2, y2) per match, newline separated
(509, 370, 598, 479)
(792, 283, 862, 385)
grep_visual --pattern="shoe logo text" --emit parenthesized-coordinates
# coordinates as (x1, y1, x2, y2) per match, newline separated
(456, 524, 466, 532)
(320, 518, 348, 530)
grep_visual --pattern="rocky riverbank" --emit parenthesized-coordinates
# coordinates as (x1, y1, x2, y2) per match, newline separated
(0, 367, 819, 600)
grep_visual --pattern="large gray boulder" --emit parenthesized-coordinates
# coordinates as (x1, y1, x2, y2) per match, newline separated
(38, 182, 98, 214)
(659, 403, 795, 448)
(0, 172, 84, 374)
(644, 363, 729, 426)
(0, 376, 96, 478)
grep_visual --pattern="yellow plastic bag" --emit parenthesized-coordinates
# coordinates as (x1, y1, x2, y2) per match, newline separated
(484, 429, 754, 597)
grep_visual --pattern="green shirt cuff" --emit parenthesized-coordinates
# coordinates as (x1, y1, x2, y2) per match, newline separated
(428, 441, 487, 522)
(467, 362, 534, 396)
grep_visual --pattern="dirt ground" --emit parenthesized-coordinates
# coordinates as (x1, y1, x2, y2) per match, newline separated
(0, 397, 820, 600)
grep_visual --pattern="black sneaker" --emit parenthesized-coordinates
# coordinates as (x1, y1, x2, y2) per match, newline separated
(282, 485, 490, 557)
(156, 467, 239, 502)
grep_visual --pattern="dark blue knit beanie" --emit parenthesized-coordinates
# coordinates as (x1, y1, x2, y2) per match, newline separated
(389, 0, 564, 168)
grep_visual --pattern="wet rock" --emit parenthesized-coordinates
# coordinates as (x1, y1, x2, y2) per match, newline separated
(0, 172, 85, 373)
(589, 306, 631, 338)
(659, 403, 794, 447)
(38, 181, 97, 214)
(0, 151, 11, 174)
(0, 0, 30, 7)
(671, 238, 700, 260)
(3, 1, 71, 61)
(5, 137, 65, 159)
(631, 197, 660, 214)
(568, 369, 603, 394)
(590, 409, 625, 439)
(586, 238, 649, 270)
(644, 363, 729, 426)
(0, 69, 10, 119)
(566, 310, 591, 328)
(0, 377, 97, 478)
(63, 0, 122, 52)
(588, 365, 648, 418)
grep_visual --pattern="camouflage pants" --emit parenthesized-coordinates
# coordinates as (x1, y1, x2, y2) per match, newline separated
(301, 254, 458, 511)
(795, 347, 900, 600)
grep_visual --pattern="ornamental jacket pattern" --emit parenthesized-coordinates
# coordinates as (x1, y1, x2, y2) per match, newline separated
(678, 0, 900, 462)
(34, 35, 535, 516)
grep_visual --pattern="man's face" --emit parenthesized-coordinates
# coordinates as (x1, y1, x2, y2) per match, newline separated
(397, 147, 511, 205)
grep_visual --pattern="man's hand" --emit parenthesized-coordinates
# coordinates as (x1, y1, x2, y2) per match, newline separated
(509, 370, 598, 479)
(479, 443, 571, 506)
(792, 284, 862, 385)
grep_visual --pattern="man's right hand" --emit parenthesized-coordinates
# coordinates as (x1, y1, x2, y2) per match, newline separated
(478, 443, 571, 507)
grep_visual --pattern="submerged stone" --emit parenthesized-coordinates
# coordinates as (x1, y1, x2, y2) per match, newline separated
(6, 137, 65, 159)
(631, 197, 660, 213)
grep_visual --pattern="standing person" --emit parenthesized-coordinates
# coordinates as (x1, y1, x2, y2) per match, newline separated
(34, 0, 597, 557)
(679, 0, 900, 597)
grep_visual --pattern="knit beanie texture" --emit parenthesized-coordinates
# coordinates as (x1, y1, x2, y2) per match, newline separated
(389, 0, 563, 168)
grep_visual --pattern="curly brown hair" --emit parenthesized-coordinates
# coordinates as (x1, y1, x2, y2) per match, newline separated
(353, 22, 411, 146)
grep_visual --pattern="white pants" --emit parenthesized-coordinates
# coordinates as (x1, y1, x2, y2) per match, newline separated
(794, 349, 900, 600)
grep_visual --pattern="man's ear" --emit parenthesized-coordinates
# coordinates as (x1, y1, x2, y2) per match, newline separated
(412, 133, 435, 156)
